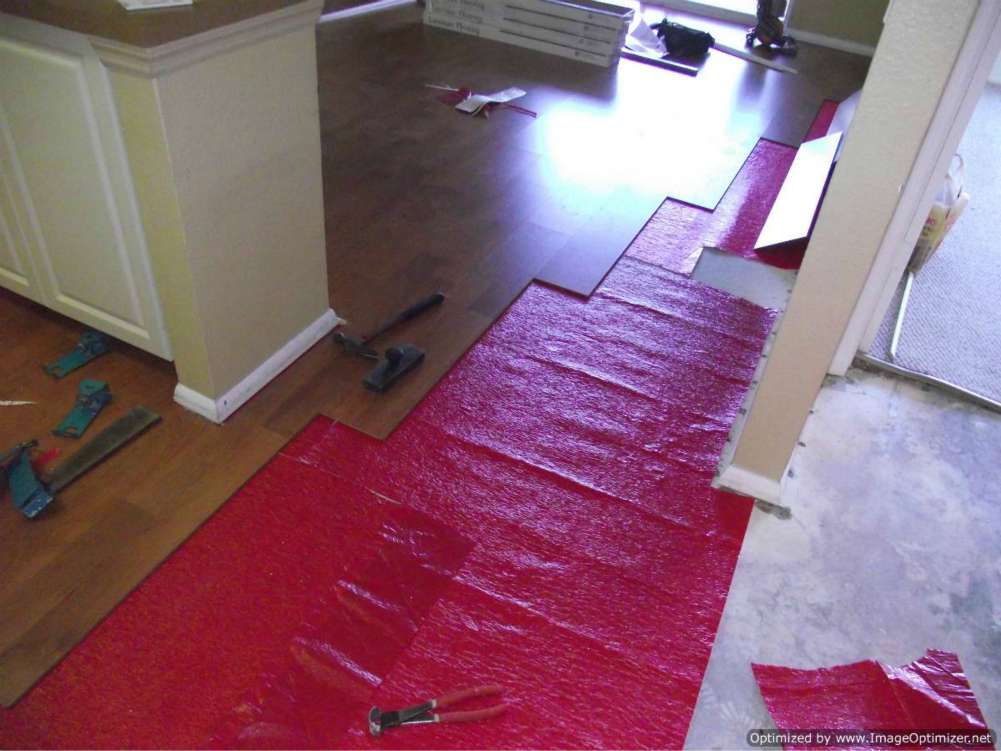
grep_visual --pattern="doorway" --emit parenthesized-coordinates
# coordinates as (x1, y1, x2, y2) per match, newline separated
(860, 71, 1001, 410)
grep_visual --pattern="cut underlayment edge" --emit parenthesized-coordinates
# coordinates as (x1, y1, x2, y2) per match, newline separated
(174, 309, 342, 423)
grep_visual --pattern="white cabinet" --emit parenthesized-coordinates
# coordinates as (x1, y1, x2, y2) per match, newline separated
(0, 17, 170, 358)
(0, 140, 42, 303)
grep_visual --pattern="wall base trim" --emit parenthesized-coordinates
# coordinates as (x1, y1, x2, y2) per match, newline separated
(173, 308, 341, 423)
(714, 461, 784, 504)
(786, 26, 876, 58)
(319, 0, 413, 23)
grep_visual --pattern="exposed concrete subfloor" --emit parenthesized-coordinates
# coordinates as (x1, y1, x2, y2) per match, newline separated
(686, 366, 1001, 747)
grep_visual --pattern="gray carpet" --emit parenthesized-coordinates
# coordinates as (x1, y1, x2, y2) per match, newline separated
(870, 83, 1001, 405)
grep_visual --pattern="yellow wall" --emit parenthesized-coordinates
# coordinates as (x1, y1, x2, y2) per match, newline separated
(788, 0, 890, 49)
(156, 25, 330, 396)
(109, 68, 216, 395)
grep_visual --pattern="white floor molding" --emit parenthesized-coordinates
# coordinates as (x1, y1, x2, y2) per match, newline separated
(318, 0, 412, 23)
(174, 308, 341, 423)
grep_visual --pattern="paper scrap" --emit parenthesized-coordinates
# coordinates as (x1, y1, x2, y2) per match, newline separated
(625, 20, 667, 57)
(454, 87, 527, 116)
(1, 400, 35, 406)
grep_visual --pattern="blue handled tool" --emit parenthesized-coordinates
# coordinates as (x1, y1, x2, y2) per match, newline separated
(43, 331, 110, 379)
(0, 441, 52, 519)
(53, 380, 112, 438)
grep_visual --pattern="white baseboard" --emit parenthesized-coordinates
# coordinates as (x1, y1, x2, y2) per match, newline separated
(714, 461, 784, 504)
(173, 308, 341, 424)
(318, 0, 413, 23)
(173, 383, 220, 421)
(785, 26, 876, 57)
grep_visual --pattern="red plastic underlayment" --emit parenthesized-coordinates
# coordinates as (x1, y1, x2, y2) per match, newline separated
(753, 650, 994, 750)
(0, 249, 773, 747)
(627, 99, 840, 273)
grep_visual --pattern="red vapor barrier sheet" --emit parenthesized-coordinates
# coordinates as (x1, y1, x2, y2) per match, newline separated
(0, 256, 774, 748)
(627, 99, 840, 273)
(753, 650, 994, 750)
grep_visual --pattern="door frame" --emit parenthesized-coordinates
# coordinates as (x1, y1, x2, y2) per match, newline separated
(829, 0, 1001, 375)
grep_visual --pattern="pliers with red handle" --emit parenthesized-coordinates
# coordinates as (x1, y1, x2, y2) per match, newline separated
(368, 684, 506, 736)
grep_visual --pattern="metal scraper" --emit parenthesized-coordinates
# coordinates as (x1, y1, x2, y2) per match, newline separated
(43, 406, 161, 493)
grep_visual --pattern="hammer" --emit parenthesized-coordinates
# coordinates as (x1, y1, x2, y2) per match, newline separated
(333, 292, 445, 360)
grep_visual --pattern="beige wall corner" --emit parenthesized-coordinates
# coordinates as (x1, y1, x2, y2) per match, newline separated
(98, 0, 331, 409)
(787, 0, 890, 55)
(155, 19, 330, 396)
(108, 68, 216, 396)
(721, 0, 980, 496)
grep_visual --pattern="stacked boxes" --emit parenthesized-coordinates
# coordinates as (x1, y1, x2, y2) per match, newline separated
(424, 0, 634, 67)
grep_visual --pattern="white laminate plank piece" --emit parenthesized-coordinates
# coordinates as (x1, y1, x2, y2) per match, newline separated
(755, 131, 842, 251)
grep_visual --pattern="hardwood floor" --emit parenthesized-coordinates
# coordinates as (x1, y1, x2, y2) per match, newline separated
(252, 3, 868, 441)
(0, 4, 868, 706)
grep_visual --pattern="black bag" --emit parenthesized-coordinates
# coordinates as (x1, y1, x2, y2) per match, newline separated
(651, 20, 715, 58)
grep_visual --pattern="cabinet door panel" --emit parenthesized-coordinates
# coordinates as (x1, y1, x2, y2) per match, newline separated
(0, 29, 170, 357)
(0, 153, 40, 301)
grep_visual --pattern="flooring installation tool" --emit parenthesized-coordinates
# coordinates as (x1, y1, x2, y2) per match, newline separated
(1, 407, 161, 518)
(52, 380, 112, 438)
(334, 292, 444, 360)
(363, 344, 425, 393)
(0, 441, 47, 518)
(42, 331, 110, 378)
(651, 19, 798, 75)
(368, 685, 506, 736)
(620, 48, 699, 75)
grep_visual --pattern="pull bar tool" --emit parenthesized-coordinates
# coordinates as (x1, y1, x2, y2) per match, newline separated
(368, 684, 506, 736)
(43, 331, 110, 378)
(53, 379, 112, 438)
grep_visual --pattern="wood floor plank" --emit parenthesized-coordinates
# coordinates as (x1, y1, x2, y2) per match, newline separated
(535, 185, 668, 297)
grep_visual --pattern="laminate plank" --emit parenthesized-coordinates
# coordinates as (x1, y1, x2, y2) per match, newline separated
(755, 131, 841, 250)
(535, 184, 668, 296)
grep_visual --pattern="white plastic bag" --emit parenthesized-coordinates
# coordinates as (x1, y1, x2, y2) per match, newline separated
(910, 155, 969, 272)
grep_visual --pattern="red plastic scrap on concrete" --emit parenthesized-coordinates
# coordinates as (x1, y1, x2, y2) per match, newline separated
(627, 99, 840, 273)
(0, 256, 774, 748)
(753, 650, 994, 750)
